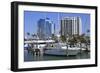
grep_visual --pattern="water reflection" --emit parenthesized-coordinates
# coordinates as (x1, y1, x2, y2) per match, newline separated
(24, 49, 90, 62)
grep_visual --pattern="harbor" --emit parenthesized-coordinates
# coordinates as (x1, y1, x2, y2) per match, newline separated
(24, 47, 90, 61)
(24, 12, 90, 62)
(24, 39, 90, 61)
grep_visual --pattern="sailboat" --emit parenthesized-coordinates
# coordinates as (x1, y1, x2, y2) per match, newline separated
(44, 43, 80, 56)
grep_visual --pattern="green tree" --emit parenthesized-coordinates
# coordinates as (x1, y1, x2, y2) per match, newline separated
(27, 32, 30, 36)
(68, 34, 79, 47)
(87, 29, 90, 36)
(60, 35, 66, 43)
(60, 35, 69, 56)
(78, 34, 87, 52)
(31, 34, 37, 40)
(27, 32, 30, 40)
(85, 36, 90, 51)
(52, 34, 58, 42)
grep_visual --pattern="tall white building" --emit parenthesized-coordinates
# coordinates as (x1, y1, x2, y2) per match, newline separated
(61, 17, 82, 36)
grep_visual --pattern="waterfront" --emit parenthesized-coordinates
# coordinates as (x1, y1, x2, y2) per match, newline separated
(24, 11, 90, 62)
(24, 50, 90, 62)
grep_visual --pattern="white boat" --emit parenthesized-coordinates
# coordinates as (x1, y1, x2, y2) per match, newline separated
(44, 43, 81, 56)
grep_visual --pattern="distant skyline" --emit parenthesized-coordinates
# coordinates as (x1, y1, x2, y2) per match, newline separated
(24, 11, 90, 36)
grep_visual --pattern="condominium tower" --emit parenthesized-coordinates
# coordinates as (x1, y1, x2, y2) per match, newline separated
(61, 17, 82, 36)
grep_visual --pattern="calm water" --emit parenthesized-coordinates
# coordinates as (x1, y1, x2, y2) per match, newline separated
(24, 50, 90, 62)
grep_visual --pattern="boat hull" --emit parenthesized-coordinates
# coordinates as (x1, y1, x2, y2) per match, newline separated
(44, 48, 80, 56)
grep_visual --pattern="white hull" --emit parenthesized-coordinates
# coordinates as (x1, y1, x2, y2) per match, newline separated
(44, 47, 80, 56)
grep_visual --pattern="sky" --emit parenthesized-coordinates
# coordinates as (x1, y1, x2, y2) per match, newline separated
(24, 11, 90, 36)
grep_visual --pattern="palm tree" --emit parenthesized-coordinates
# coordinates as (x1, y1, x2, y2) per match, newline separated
(78, 34, 87, 52)
(81, 34, 90, 51)
(86, 29, 90, 51)
(69, 34, 78, 47)
(31, 34, 37, 40)
(68, 38, 72, 47)
(27, 32, 30, 40)
(73, 34, 78, 47)
(60, 35, 66, 43)
(52, 34, 58, 42)
(51, 34, 55, 40)
(87, 29, 90, 36)
(60, 35, 69, 56)
(27, 32, 30, 36)
(85, 36, 90, 51)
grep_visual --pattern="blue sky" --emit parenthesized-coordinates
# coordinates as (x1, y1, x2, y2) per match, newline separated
(24, 11, 90, 36)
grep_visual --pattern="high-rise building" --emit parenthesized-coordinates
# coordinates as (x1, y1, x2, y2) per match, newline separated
(37, 18, 52, 39)
(61, 17, 82, 36)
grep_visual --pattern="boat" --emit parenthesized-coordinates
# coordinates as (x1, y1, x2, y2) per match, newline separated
(44, 43, 81, 56)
